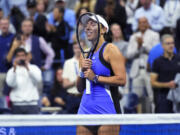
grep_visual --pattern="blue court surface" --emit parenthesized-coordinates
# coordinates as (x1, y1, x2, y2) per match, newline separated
(1, 124, 180, 135)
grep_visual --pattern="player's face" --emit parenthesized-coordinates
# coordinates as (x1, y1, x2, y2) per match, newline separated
(162, 37, 174, 54)
(85, 19, 98, 42)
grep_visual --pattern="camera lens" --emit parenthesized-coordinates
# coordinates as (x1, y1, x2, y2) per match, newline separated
(18, 60, 25, 65)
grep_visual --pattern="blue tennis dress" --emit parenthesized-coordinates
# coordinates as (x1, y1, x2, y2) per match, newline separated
(78, 42, 117, 114)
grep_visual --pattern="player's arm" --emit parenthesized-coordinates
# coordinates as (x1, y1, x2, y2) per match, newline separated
(99, 44, 126, 86)
(150, 73, 176, 89)
(84, 44, 126, 86)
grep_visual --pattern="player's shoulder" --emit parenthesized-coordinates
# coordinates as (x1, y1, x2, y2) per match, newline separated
(105, 43, 120, 52)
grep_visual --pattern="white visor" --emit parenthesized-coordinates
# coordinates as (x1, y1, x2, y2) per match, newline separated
(81, 14, 109, 33)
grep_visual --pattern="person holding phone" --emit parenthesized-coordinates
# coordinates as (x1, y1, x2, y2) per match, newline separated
(6, 48, 42, 114)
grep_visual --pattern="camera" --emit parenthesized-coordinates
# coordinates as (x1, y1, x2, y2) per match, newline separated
(18, 60, 25, 66)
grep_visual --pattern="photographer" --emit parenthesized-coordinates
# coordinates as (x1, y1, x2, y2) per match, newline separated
(6, 48, 42, 114)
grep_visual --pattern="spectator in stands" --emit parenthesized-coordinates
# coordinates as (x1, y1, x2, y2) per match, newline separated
(0, 8, 3, 18)
(0, 8, 16, 35)
(7, 19, 54, 70)
(6, 19, 55, 96)
(155, 0, 166, 8)
(132, 0, 165, 32)
(111, 23, 128, 58)
(125, 0, 139, 26)
(148, 42, 177, 70)
(47, 7, 71, 68)
(125, 0, 140, 39)
(41, 67, 69, 113)
(94, 0, 106, 15)
(47, 0, 76, 58)
(62, 41, 82, 114)
(26, 0, 37, 19)
(65, 0, 79, 10)
(150, 34, 180, 113)
(0, 0, 29, 17)
(74, 0, 96, 13)
(103, 0, 127, 36)
(175, 18, 180, 53)
(9, 6, 25, 33)
(127, 17, 160, 113)
(36, 0, 46, 15)
(47, 0, 76, 36)
(148, 28, 177, 70)
(33, 0, 49, 41)
(43, 0, 56, 14)
(163, 0, 180, 29)
(0, 18, 15, 109)
(6, 48, 42, 114)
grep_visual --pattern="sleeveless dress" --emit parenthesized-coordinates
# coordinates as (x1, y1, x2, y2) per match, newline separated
(78, 42, 120, 114)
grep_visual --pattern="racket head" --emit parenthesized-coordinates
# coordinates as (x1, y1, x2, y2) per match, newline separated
(76, 12, 100, 59)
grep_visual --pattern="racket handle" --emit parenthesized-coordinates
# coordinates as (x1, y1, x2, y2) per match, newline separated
(86, 79, 91, 94)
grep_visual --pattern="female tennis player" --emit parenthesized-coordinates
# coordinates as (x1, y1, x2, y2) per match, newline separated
(76, 14, 126, 135)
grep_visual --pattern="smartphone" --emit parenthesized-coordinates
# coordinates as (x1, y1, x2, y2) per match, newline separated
(16, 34, 21, 41)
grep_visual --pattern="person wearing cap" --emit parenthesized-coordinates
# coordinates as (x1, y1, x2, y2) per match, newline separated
(76, 14, 126, 135)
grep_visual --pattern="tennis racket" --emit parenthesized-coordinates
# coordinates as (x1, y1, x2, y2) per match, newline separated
(76, 12, 100, 94)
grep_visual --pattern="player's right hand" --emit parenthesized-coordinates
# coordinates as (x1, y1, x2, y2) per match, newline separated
(81, 58, 92, 71)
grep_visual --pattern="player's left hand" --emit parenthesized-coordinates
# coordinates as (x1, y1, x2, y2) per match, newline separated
(84, 69, 95, 81)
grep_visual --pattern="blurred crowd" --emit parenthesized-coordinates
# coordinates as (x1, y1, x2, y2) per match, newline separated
(0, 0, 180, 114)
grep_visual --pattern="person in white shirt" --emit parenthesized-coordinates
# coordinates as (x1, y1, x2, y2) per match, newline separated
(6, 48, 42, 114)
(132, 0, 165, 32)
(125, 0, 139, 26)
(127, 17, 160, 113)
(163, 0, 180, 28)
(62, 41, 82, 113)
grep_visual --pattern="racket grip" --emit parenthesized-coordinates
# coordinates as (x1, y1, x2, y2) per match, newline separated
(86, 79, 91, 94)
